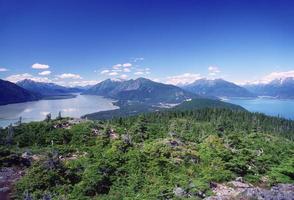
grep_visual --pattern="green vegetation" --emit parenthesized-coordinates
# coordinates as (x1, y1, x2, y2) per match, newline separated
(84, 98, 245, 120)
(172, 99, 245, 111)
(0, 108, 294, 199)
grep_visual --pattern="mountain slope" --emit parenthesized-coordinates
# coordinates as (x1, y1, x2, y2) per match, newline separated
(244, 77, 294, 99)
(0, 79, 39, 105)
(83, 78, 198, 103)
(183, 78, 256, 98)
(17, 79, 82, 97)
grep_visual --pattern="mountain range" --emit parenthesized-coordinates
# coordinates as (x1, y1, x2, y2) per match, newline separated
(83, 77, 198, 103)
(1, 76, 294, 106)
(0, 79, 40, 105)
(16, 79, 83, 97)
(182, 78, 256, 98)
(244, 77, 294, 99)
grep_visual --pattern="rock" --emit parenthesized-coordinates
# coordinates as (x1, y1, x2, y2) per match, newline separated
(0, 187, 10, 193)
(235, 177, 244, 182)
(241, 184, 294, 200)
(205, 182, 294, 200)
(228, 181, 251, 188)
(21, 151, 32, 159)
(173, 187, 186, 197)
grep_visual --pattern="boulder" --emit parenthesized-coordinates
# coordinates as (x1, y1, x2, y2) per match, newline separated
(173, 187, 187, 197)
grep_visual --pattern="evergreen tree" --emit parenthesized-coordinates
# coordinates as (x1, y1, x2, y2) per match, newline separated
(57, 111, 62, 120)
(6, 123, 14, 145)
(17, 116, 22, 126)
(45, 113, 51, 122)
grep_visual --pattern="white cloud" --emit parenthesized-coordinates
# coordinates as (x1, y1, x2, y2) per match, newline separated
(151, 78, 161, 82)
(133, 67, 151, 76)
(123, 68, 131, 73)
(57, 73, 82, 79)
(123, 63, 132, 67)
(32, 63, 50, 69)
(6, 73, 32, 82)
(120, 74, 128, 79)
(134, 71, 144, 75)
(66, 80, 99, 87)
(109, 72, 119, 76)
(248, 70, 294, 84)
(208, 66, 220, 76)
(100, 60, 149, 77)
(6, 73, 51, 83)
(132, 57, 144, 62)
(112, 64, 122, 69)
(165, 73, 202, 85)
(100, 69, 110, 74)
(0, 67, 8, 72)
(112, 69, 122, 72)
(38, 70, 51, 76)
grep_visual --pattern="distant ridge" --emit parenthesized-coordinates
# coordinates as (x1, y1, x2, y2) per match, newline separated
(0, 79, 39, 105)
(83, 77, 198, 103)
(182, 78, 256, 98)
(244, 77, 294, 99)
(17, 79, 83, 97)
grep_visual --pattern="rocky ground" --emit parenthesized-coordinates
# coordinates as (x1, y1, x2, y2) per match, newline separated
(205, 180, 294, 200)
(0, 167, 24, 200)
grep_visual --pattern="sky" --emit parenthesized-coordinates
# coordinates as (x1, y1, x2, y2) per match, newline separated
(1, 0, 294, 86)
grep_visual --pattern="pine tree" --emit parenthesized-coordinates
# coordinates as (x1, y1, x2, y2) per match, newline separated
(57, 111, 62, 120)
(17, 116, 22, 126)
(6, 123, 14, 145)
(45, 113, 51, 122)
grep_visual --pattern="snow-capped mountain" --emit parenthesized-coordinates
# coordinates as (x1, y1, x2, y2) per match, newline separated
(244, 77, 294, 99)
(182, 78, 256, 98)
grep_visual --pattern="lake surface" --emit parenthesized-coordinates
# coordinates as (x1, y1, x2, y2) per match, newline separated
(224, 98, 294, 120)
(0, 94, 118, 127)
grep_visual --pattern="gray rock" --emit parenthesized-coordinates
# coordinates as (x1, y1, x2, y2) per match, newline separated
(173, 187, 186, 197)
(241, 184, 294, 200)
(0, 187, 10, 193)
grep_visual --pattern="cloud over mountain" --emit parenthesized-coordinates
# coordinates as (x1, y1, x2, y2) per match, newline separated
(165, 73, 202, 85)
(38, 70, 51, 76)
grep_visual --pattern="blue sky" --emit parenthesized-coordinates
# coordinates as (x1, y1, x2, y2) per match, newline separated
(1, 0, 294, 86)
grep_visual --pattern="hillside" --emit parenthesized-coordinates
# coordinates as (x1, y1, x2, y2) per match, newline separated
(0, 79, 39, 105)
(0, 108, 293, 199)
(183, 78, 256, 98)
(83, 78, 198, 103)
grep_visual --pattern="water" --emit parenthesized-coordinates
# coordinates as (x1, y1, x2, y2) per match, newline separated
(224, 98, 294, 120)
(1, 95, 293, 127)
(0, 94, 118, 127)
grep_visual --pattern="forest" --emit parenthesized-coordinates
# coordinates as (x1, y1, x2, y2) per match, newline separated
(0, 108, 294, 199)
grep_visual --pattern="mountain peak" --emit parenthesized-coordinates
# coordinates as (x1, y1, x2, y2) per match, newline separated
(17, 79, 36, 84)
(83, 77, 197, 103)
(183, 78, 255, 98)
